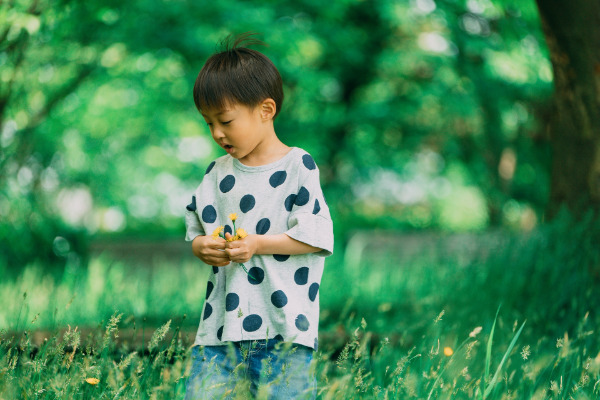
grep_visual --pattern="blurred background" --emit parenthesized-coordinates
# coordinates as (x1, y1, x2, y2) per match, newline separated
(1, 0, 599, 347)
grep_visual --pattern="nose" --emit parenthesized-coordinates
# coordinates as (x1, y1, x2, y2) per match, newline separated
(211, 126, 226, 140)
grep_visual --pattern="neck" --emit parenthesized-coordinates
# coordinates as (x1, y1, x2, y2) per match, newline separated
(238, 126, 290, 167)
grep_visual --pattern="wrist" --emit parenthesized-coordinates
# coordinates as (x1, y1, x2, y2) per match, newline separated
(253, 234, 263, 255)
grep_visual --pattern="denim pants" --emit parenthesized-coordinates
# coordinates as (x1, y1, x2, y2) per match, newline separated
(185, 339, 317, 400)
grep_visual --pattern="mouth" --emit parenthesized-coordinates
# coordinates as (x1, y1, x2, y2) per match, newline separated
(223, 144, 234, 154)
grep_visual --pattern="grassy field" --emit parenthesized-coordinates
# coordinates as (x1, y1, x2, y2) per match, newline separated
(1, 209, 600, 399)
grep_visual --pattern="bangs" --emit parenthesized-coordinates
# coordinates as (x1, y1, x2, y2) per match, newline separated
(194, 70, 241, 113)
(194, 51, 263, 113)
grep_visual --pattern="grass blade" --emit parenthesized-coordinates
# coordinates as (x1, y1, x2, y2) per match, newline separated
(485, 305, 501, 389)
(483, 320, 526, 399)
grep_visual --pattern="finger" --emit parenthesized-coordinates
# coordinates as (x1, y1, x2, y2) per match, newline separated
(208, 258, 231, 267)
(231, 255, 250, 263)
(212, 261, 230, 267)
(228, 251, 249, 262)
(204, 248, 230, 260)
(225, 241, 240, 249)
(224, 248, 237, 258)
(208, 250, 231, 260)
(224, 232, 233, 241)
(210, 239, 227, 250)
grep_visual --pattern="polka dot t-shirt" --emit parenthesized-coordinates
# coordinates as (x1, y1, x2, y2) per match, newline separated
(184, 147, 334, 351)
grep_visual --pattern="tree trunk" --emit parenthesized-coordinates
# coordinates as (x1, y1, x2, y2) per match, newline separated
(534, 0, 600, 221)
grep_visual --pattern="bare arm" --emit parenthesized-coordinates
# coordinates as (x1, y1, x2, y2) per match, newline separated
(224, 233, 322, 263)
(256, 233, 321, 255)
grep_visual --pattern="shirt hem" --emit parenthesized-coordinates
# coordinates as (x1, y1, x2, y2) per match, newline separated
(193, 334, 317, 351)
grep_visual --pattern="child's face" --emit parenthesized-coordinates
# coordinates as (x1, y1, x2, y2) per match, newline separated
(200, 101, 269, 160)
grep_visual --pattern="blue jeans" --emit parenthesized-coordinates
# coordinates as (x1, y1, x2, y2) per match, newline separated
(185, 339, 317, 400)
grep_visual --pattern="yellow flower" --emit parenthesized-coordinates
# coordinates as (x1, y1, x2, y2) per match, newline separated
(211, 226, 224, 240)
(85, 378, 100, 385)
(236, 228, 248, 239)
(229, 213, 238, 221)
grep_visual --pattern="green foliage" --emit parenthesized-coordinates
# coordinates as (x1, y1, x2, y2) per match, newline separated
(323, 205, 600, 341)
(0, 206, 599, 398)
(1, 0, 556, 269)
(0, 254, 209, 329)
(1, 299, 598, 399)
(2, 201, 598, 338)
(482, 316, 525, 399)
(0, 310, 187, 399)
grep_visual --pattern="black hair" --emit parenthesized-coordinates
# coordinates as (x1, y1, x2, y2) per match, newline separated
(193, 31, 284, 120)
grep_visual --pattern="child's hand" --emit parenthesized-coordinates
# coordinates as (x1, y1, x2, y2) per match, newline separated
(224, 232, 259, 263)
(192, 235, 231, 267)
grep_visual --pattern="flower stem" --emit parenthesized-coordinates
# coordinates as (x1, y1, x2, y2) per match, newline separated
(240, 263, 257, 281)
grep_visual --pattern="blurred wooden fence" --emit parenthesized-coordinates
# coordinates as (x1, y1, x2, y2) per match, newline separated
(343, 228, 544, 270)
(89, 229, 544, 267)
(89, 236, 193, 264)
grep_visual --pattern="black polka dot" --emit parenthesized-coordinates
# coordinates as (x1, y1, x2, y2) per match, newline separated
(295, 187, 310, 206)
(201, 205, 217, 223)
(284, 194, 297, 211)
(212, 266, 218, 274)
(205, 161, 216, 175)
(273, 254, 290, 262)
(243, 314, 262, 332)
(295, 314, 310, 331)
(224, 225, 233, 236)
(294, 267, 309, 285)
(206, 281, 214, 299)
(312, 199, 320, 215)
(269, 171, 287, 188)
(308, 283, 319, 301)
(314, 338, 318, 351)
(219, 175, 235, 193)
(203, 303, 212, 320)
(248, 267, 264, 285)
(186, 195, 197, 211)
(274, 334, 284, 342)
(240, 195, 255, 213)
(271, 290, 288, 308)
(217, 325, 224, 341)
(225, 293, 239, 312)
(302, 154, 316, 170)
(256, 218, 270, 235)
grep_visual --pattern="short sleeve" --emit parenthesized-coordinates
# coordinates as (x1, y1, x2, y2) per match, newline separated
(184, 195, 205, 241)
(284, 163, 334, 257)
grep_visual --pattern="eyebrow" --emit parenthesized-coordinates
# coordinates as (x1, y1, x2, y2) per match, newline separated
(201, 110, 230, 117)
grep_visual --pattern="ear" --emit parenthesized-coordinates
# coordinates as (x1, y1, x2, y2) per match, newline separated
(260, 98, 276, 121)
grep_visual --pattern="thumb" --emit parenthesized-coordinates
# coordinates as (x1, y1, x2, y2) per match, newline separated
(224, 232, 233, 240)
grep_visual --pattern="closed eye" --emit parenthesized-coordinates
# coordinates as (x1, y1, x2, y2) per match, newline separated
(205, 120, 232, 126)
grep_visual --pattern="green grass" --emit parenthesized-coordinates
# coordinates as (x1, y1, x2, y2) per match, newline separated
(1, 207, 600, 398)
(1, 301, 598, 399)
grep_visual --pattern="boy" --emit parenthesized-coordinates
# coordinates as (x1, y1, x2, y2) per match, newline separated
(184, 31, 334, 400)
